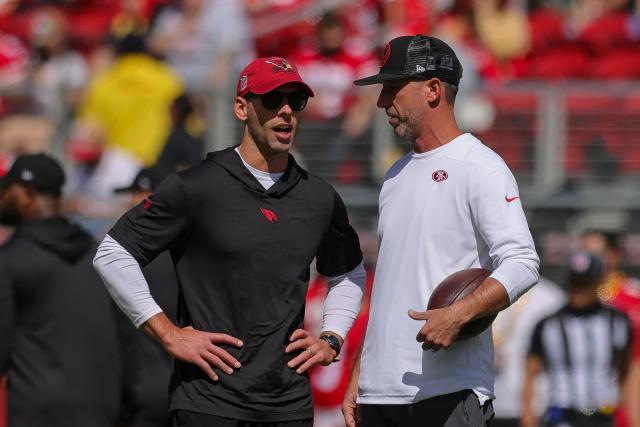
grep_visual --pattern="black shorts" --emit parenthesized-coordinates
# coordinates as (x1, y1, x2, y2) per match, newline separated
(359, 390, 494, 427)
(172, 410, 313, 427)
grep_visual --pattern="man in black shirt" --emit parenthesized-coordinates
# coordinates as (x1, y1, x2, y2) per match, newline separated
(0, 153, 120, 427)
(94, 57, 366, 426)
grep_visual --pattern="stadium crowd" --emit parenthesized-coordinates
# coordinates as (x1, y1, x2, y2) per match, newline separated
(1, 0, 640, 426)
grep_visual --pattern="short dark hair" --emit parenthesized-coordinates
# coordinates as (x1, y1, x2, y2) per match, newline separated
(442, 82, 459, 105)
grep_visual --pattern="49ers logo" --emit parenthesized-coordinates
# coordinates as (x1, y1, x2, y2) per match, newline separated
(432, 170, 448, 182)
(265, 58, 294, 73)
(260, 207, 278, 224)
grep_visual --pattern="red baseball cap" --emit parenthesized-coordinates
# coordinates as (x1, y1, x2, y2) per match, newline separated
(236, 57, 314, 98)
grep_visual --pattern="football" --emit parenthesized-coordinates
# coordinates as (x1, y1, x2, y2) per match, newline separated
(427, 268, 495, 340)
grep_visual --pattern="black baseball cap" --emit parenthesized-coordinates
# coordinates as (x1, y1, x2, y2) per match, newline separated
(566, 251, 605, 287)
(114, 163, 171, 194)
(354, 34, 463, 86)
(0, 153, 65, 195)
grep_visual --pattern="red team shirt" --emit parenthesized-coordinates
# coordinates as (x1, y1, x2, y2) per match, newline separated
(305, 273, 373, 409)
(610, 278, 640, 427)
(292, 46, 377, 121)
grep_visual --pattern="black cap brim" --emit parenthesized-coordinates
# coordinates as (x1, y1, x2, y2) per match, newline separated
(354, 73, 411, 86)
(113, 185, 136, 194)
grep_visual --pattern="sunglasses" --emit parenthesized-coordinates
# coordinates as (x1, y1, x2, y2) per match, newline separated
(248, 90, 309, 111)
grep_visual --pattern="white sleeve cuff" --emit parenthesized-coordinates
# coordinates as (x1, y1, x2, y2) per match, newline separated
(321, 262, 366, 340)
(490, 260, 540, 304)
(93, 234, 163, 328)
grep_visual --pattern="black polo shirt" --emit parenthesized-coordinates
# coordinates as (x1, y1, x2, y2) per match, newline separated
(109, 147, 363, 422)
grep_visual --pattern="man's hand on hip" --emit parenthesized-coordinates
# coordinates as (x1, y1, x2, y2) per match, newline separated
(143, 313, 243, 382)
(162, 326, 243, 382)
(408, 305, 469, 351)
(285, 329, 337, 373)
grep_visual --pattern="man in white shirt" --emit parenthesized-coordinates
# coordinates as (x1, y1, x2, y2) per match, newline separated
(342, 35, 540, 427)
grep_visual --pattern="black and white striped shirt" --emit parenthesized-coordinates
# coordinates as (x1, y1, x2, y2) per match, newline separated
(529, 303, 631, 413)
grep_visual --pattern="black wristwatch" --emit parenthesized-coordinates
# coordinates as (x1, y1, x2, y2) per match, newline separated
(319, 334, 341, 359)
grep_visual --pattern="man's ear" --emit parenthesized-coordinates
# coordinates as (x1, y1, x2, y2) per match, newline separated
(234, 96, 249, 121)
(424, 78, 442, 103)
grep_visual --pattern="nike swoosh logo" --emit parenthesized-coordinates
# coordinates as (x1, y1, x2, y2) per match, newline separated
(505, 196, 520, 202)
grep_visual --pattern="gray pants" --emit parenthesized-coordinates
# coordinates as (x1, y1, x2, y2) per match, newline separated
(359, 390, 494, 427)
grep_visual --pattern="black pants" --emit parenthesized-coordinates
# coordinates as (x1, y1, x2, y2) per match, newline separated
(359, 390, 494, 427)
(172, 410, 313, 427)
(544, 408, 613, 427)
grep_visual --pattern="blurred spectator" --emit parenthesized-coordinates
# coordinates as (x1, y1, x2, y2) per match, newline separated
(433, 0, 501, 80)
(474, 0, 531, 77)
(148, 0, 254, 92)
(156, 94, 205, 171)
(335, 0, 384, 53)
(110, 0, 155, 41)
(522, 251, 631, 427)
(111, 163, 178, 427)
(293, 12, 378, 183)
(244, 0, 314, 59)
(581, 230, 627, 302)
(0, 111, 53, 159)
(71, 33, 182, 196)
(380, 0, 432, 40)
(28, 7, 90, 116)
(492, 277, 566, 427)
(0, 30, 29, 93)
(0, 153, 121, 427)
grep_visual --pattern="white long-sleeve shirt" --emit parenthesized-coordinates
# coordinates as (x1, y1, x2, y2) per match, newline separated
(358, 133, 540, 405)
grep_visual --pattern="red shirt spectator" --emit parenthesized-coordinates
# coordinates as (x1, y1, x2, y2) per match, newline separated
(335, 0, 383, 53)
(245, 0, 315, 58)
(382, 0, 432, 39)
(293, 45, 377, 121)
(612, 279, 640, 359)
(610, 278, 640, 427)
(305, 272, 373, 411)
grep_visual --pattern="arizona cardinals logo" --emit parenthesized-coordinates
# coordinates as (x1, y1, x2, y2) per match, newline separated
(239, 75, 248, 92)
(265, 58, 294, 73)
(142, 197, 153, 210)
(260, 207, 278, 224)
(380, 43, 391, 68)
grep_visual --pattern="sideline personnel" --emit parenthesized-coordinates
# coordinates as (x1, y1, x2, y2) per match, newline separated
(343, 35, 540, 427)
(0, 153, 120, 427)
(94, 57, 366, 426)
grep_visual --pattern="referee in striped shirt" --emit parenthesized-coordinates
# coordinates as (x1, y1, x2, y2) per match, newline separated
(521, 251, 632, 427)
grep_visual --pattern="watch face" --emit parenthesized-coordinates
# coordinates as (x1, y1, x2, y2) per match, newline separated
(321, 335, 341, 356)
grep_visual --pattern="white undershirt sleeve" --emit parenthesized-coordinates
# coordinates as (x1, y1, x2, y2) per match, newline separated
(93, 234, 163, 328)
(321, 261, 366, 340)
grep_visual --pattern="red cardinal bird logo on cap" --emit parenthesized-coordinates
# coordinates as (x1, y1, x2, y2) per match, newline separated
(265, 58, 294, 73)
